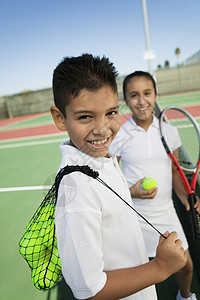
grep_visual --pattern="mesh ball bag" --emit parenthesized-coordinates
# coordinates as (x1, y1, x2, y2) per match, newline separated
(19, 165, 98, 290)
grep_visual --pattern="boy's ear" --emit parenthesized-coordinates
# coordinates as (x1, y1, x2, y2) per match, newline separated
(50, 106, 66, 131)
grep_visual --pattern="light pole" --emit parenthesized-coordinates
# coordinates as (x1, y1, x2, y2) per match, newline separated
(141, 0, 155, 74)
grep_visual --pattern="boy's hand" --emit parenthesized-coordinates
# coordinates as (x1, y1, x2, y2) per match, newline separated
(130, 178, 157, 199)
(154, 231, 187, 279)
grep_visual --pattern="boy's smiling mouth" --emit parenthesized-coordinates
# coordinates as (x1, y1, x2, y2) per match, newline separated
(88, 137, 109, 147)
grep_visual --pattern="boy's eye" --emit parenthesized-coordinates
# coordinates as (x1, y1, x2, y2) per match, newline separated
(107, 110, 118, 116)
(78, 115, 91, 120)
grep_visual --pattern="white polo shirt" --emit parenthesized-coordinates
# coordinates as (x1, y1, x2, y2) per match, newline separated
(109, 116, 188, 257)
(55, 142, 157, 300)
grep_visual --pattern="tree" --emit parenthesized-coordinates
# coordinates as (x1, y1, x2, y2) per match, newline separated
(164, 60, 170, 68)
(157, 64, 162, 70)
(175, 48, 181, 66)
(175, 48, 181, 90)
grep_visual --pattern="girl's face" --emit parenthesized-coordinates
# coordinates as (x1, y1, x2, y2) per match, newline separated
(51, 86, 120, 158)
(125, 76, 157, 129)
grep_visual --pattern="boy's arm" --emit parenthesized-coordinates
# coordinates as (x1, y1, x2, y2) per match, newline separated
(86, 232, 187, 300)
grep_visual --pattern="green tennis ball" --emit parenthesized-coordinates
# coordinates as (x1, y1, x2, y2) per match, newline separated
(26, 204, 54, 232)
(37, 204, 54, 222)
(32, 260, 61, 289)
(142, 178, 157, 190)
(39, 219, 56, 248)
(19, 231, 39, 258)
(19, 231, 51, 268)
(51, 249, 62, 270)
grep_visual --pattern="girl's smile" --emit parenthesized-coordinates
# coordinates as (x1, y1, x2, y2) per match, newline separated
(125, 76, 157, 130)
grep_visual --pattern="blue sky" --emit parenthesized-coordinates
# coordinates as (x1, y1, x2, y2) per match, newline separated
(0, 0, 200, 97)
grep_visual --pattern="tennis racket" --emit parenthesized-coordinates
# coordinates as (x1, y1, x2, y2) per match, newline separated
(159, 106, 200, 240)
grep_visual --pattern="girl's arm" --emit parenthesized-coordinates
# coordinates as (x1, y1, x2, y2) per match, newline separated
(172, 149, 200, 213)
(86, 232, 187, 300)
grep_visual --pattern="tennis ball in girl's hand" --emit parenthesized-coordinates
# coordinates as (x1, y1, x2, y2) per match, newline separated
(142, 178, 157, 190)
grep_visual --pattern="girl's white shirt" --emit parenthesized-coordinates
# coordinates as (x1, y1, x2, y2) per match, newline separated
(109, 116, 188, 257)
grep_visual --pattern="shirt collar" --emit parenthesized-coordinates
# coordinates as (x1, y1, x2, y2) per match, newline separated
(59, 141, 116, 174)
(129, 114, 159, 130)
(152, 115, 159, 128)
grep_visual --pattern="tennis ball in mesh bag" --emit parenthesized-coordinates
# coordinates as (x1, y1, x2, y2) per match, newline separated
(26, 220, 42, 232)
(51, 248, 62, 270)
(19, 231, 49, 268)
(39, 219, 56, 248)
(142, 178, 157, 190)
(25, 204, 54, 232)
(32, 260, 61, 289)
(37, 204, 55, 222)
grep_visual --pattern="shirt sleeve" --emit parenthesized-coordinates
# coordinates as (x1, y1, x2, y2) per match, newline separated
(55, 173, 107, 299)
(165, 123, 182, 152)
(171, 125, 182, 151)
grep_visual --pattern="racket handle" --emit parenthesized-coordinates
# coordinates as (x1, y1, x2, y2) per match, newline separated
(188, 194, 200, 240)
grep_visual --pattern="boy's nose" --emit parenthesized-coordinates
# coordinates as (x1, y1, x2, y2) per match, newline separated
(92, 118, 109, 136)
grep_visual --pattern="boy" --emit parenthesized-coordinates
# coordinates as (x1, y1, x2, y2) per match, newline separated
(50, 54, 186, 300)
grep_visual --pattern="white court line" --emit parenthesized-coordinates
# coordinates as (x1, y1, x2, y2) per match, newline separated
(0, 131, 66, 143)
(0, 186, 52, 192)
(0, 137, 67, 149)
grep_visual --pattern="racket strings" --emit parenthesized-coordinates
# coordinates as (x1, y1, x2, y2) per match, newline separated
(162, 110, 200, 172)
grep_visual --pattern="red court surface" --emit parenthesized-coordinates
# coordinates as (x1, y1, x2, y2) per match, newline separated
(0, 104, 199, 141)
(0, 113, 132, 141)
(165, 105, 200, 120)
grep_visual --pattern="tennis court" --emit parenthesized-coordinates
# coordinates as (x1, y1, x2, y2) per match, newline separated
(0, 92, 200, 300)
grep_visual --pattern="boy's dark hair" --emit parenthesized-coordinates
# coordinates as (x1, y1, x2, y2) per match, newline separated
(123, 71, 157, 102)
(53, 53, 118, 117)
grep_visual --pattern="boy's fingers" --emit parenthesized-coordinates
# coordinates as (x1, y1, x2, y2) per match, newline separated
(158, 231, 169, 244)
(166, 231, 178, 242)
(163, 231, 170, 238)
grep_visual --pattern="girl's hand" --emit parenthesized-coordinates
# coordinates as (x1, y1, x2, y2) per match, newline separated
(130, 178, 158, 199)
(194, 195, 200, 214)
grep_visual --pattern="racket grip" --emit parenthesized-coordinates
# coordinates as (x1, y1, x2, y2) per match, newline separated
(188, 194, 200, 240)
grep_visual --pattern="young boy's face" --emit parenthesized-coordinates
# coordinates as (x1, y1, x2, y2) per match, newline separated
(52, 86, 120, 158)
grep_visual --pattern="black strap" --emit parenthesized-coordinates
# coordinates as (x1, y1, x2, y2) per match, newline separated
(56, 165, 165, 238)
(54, 165, 99, 198)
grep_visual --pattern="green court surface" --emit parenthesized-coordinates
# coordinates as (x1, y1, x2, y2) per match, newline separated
(0, 91, 200, 300)
(157, 91, 200, 109)
(0, 113, 54, 131)
(118, 91, 200, 114)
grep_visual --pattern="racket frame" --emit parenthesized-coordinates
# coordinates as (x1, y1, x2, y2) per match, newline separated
(159, 106, 200, 194)
(159, 106, 200, 240)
